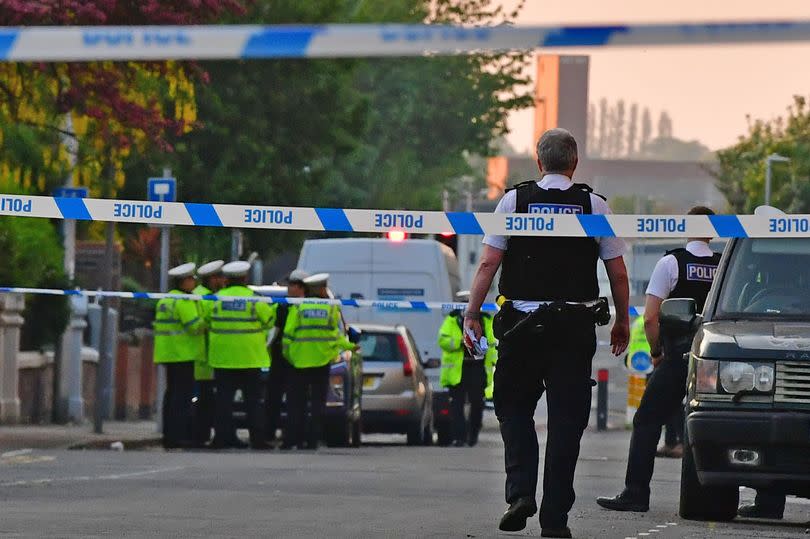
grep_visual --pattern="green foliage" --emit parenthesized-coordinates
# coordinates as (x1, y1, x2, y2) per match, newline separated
(0, 179, 69, 349)
(713, 95, 810, 213)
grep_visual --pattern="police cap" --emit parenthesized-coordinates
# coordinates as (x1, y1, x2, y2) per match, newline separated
(455, 290, 471, 302)
(168, 262, 196, 279)
(303, 273, 330, 287)
(288, 269, 310, 284)
(197, 260, 224, 278)
(222, 260, 251, 277)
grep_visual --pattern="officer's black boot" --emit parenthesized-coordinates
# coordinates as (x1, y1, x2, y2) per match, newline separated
(596, 489, 649, 512)
(498, 497, 537, 532)
(738, 490, 785, 519)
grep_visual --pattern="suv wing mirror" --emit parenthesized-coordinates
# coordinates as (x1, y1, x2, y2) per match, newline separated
(660, 298, 699, 335)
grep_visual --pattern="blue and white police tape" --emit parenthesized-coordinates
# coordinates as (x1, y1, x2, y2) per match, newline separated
(0, 286, 646, 316)
(1, 21, 810, 62)
(1, 193, 809, 238)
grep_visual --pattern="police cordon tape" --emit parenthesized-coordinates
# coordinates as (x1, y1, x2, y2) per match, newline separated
(2, 22, 810, 62)
(0, 286, 645, 317)
(1, 193, 809, 238)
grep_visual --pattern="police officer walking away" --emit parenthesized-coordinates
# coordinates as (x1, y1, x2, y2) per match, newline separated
(464, 129, 630, 537)
(266, 269, 309, 445)
(153, 263, 206, 449)
(438, 290, 497, 447)
(597, 206, 720, 512)
(191, 259, 225, 447)
(282, 273, 355, 450)
(207, 261, 276, 449)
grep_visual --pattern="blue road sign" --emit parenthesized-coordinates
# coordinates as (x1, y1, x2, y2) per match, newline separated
(53, 187, 89, 198)
(147, 177, 176, 202)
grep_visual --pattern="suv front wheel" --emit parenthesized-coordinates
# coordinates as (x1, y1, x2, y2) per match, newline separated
(679, 440, 739, 521)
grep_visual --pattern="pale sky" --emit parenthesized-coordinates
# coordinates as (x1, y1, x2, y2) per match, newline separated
(504, 0, 810, 154)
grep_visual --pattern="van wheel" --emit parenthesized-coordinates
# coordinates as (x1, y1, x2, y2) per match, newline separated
(324, 418, 351, 448)
(679, 441, 738, 521)
(436, 422, 452, 447)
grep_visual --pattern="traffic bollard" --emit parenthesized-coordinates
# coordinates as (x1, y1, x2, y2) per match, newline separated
(597, 368, 609, 431)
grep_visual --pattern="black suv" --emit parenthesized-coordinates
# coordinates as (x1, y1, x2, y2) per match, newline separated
(661, 237, 810, 521)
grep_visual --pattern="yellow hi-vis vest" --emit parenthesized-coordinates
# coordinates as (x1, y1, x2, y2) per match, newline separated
(625, 316, 653, 374)
(153, 290, 205, 364)
(192, 284, 216, 381)
(437, 312, 497, 397)
(283, 303, 353, 369)
(207, 285, 276, 369)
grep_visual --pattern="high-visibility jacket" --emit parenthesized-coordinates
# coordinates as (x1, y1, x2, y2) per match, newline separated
(283, 303, 353, 369)
(625, 316, 653, 374)
(437, 311, 497, 397)
(153, 290, 205, 364)
(192, 284, 215, 381)
(207, 285, 276, 369)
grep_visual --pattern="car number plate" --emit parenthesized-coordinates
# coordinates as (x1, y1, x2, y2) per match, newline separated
(363, 376, 378, 389)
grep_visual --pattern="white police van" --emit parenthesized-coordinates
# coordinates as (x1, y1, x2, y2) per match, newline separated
(296, 237, 461, 444)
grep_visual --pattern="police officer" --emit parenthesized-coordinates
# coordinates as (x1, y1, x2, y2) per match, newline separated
(266, 269, 309, 445)
(598, 206, 720, 512)
(207, 261, 276, 450)
(191, 259, 225, 447)
(464, 128, 630, 538)
(153, 262, 206, 449)
(437, 290, 497, 447)
(282, 273, 354, 450)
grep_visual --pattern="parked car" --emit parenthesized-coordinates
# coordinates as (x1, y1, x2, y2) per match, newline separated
(662, 236, 810, 521)
(355, 323, 434, 445)
(295, 238, 461, 445)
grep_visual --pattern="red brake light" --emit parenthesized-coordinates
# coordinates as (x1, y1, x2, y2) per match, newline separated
(440, 232, 454, 237)
(387, 230, 407, 242)
(397, 334, 413, 376)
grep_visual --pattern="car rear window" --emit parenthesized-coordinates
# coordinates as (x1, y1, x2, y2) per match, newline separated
(358, 332, 403, 362)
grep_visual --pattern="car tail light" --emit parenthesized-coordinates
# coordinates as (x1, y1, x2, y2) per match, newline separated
(397, 334, 413, 376)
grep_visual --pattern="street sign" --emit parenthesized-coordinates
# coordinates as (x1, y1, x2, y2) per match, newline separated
(147, 177, 176, 202)
(53, 186, 89, 198)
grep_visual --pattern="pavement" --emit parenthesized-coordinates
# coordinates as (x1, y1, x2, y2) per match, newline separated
(2, 350, 808, 537)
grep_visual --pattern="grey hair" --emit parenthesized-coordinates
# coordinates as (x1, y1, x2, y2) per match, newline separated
(536, 128, 578, 173)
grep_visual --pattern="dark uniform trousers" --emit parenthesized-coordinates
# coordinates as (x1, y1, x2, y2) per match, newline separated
(494, 319, 596, 529)
(284, 365, 330, 449)
(162, 361, 195, 447)
(449, 361, 487, 444)
(624, 347, 688, 499)
(266, 357, 291, 441)
(191, 380, 216, 445)
(213, 368, 265, 446)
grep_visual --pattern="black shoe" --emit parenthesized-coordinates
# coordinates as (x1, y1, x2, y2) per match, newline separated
(250, 442, 273, 450)
(541, 527, 572, 538)
(596, 490, 649, 512)
(498, 497, 537, 532)
(453, 439, 466, 447)
(468, 432, 479, 447)
(228, 439, 249, 449)
(738, 503, 784, 519)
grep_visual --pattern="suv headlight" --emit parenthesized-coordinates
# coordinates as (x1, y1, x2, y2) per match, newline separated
(719, 362, 756, 393)
(695, 359, 774, 395)
(330, 374, 345, 400)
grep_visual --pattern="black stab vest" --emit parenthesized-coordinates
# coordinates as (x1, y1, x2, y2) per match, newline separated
(498, 181, 601, 302)
(666, 247, 722, 311)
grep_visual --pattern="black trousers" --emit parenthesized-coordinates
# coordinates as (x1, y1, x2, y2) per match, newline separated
(664, 405, 684, 447)
(213, 368, 266, 447)
(625, 354, 688, 498)
(191, 379, 216, 446)
(493, 319, 596, 529)
(449, 361, 487, 444)
(266, 356, 291, 440)
(284, 365, 330, 449)
(753, 489, 786, 513)
(162, 361, 195, 447)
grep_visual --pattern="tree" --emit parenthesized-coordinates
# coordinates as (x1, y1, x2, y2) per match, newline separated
(637, 137, 711, 162)
(587, 103, 597, 157)
(713, 95, 810, 213)
(597, 98, 608, 157)
(627, 103, 638, 157)
(658, 110, 673, 139)
(640, 107, 652, 153)
(613, 100, 626, 157)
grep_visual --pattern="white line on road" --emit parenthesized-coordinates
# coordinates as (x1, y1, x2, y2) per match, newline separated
(1, 449, 33, 458)
(0, 466, 186, 487)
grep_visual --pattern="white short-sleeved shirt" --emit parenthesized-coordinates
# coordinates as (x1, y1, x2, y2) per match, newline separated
(482, 174, 626, 261)
(645, 241, 714, 300)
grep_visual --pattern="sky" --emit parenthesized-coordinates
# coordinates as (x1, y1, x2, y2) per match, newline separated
(503, 0, 810, 154)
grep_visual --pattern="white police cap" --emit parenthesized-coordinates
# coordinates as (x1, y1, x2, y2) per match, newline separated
(222, 260, 251, 277)
(168, 262, 196, 279)
(197, 260, 224, 277)
(455, 290, 471, 302)
(288, 269, 310, 283)
(303, 273, 330, 286)
(249, 285, 288, 297)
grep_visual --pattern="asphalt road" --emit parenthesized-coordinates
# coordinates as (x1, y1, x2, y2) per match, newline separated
(1, 349, 808, 538)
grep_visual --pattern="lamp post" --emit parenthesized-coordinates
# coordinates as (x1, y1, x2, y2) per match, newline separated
(765, 153, 791, 206)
